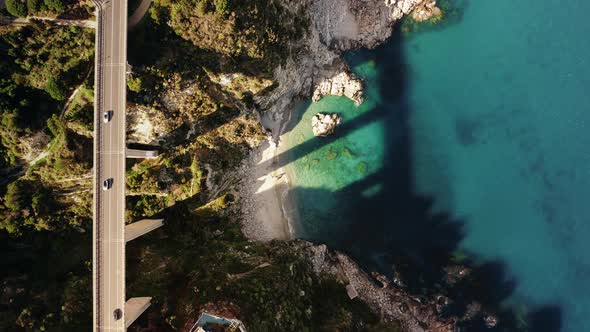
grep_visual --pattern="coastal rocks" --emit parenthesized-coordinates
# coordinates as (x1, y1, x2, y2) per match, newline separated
(288, 240, 503, 332)
(484, 313, 499, 328)
(312, 71, 364, 105)
(255, 0, 430, 140)
(311, 113, 341, 137)
(411, 0, 442, 22)
(294, 241, 457, 332)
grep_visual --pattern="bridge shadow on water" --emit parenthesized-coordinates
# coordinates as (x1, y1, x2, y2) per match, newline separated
(264, 28, 562, 331)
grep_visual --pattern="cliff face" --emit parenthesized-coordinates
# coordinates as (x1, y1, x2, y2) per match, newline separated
(256, 0, 426, 137)
(291, 240, 497, 332)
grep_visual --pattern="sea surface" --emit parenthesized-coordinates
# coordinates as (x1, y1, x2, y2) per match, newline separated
(282, 0, 590, 331)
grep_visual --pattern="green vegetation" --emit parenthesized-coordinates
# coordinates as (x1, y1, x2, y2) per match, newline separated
(0, 21, 93, 166)
(0, 230, 92, 331)
(6, 0, 28, 17)
(4, 0, 89, 18)
(43, 0, 66, 14)
(126, 197, 395, 331)
(127, 76, 143, 93)
(150, 0, 308, 74)
(0, 2, 397, 331)
(45, 77, 66, 100)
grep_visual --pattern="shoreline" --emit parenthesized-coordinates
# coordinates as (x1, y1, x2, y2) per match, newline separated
(239, 101, 303, 242)
(238, 133, 298, 242)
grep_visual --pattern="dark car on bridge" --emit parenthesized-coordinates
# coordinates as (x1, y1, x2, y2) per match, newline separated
(113, 308, 122, 321)
(103, 110, 114, 123)
(102, 178, 113, 190)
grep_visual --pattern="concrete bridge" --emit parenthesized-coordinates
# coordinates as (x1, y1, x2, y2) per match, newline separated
(91, 0, 160, 331)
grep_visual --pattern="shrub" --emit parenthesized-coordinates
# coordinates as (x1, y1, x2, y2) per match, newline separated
(43, 0, 66, 14)
(45, 78, 66, 100)
(127, 76, 143, 92)
(4, 181, 26, 211)
(27, 0, 40, 14)
(6, 0, 28, 17)
(213, 0, 231, 16)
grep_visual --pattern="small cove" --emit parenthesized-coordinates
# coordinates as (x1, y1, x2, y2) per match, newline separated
(282, 1, 590, 330)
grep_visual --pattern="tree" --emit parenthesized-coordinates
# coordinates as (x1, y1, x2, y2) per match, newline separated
(127, 76, 143, 92)
(45, 77, 66, 100)
(27, 0, 40, 14)
(5, 0, 28, 17)
(4, 181, 25, 212)
(46, 113, 64, 137)
(32, 189, 51, 216)
(43, 0, 66, 14)
(213, 0, 231, 16)
(61, 277, 92, 327)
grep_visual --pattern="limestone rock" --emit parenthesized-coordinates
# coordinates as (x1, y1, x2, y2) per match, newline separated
(256, 0, 428, 141)
(311, 113, 341, 137)
(411, 0, 442, 22)
(286, 240, 508, 332)
(312, 71, 363, 105)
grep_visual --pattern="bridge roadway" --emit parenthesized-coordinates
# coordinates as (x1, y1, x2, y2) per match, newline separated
(92, 0, 128, 330)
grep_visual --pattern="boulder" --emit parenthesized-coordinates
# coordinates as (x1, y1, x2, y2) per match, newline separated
(312, 71, 364, 105)
(311, 113, 341, 137)
(411, 0, 442, 22)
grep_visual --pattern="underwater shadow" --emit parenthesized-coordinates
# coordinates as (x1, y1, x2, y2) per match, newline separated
(280, 26, 563, 331)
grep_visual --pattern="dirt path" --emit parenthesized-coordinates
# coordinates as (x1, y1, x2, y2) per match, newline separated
(0, 15, 96, 28)
(0, 81, 88, 185)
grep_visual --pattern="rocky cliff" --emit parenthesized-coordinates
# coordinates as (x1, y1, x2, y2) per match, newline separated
(291, 240, 497, 332)
(255, 0, 429, 137)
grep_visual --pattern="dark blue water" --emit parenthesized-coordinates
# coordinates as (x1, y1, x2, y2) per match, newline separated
(283, 1, 590, 330)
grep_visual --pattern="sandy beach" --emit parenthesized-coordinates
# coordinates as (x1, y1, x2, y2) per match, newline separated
(239, 136, 296, 242)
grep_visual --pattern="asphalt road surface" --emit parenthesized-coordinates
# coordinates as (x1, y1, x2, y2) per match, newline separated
(92, 0, 128, 330)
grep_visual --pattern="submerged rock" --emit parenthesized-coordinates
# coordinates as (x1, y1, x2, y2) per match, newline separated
(311, 113, 341, 137)
(312, 71, 364, 105)
(484, 313, 499, 328)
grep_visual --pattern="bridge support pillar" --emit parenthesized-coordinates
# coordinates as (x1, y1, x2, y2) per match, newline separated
(125, 297, 151, 329)
(126, 148, 158, 159)
(125, 219, 164, 242)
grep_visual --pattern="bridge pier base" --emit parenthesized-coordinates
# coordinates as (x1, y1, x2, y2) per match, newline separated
(125, 219, 164, 242)
(126, 148, 158, 159)
(125, 297, 151, 329)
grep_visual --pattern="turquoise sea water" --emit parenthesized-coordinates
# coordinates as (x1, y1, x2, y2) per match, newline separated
(283, 1, 590, 331)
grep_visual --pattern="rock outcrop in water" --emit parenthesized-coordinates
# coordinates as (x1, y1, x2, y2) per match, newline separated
(291, 240, 497, 332)
(311, 113, 342, 136)
(256, 0, 430, 138)
(312, 71, 363, 105)
(411, 0, 442, 22)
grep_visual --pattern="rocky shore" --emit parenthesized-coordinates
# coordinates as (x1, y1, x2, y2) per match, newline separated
(411, 0, 442, 22)
(255, 0, 428, 139)
(238, 1, 477, 330)
(312, 71, 364, 105)
(291, 240, 498, 332)
(244, 0, 438, 228)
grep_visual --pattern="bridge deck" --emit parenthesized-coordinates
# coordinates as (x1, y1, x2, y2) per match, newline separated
(92, 0, 128, 331)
